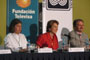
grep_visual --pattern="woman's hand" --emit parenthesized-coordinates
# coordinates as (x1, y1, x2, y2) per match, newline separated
(36, 45, 40, 48)
(19, 48, 28, 52)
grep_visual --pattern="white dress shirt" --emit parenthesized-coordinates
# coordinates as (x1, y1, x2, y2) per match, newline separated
(4, 33, 28, 52)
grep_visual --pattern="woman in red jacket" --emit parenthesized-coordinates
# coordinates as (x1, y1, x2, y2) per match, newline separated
(36, 20, 59, 50)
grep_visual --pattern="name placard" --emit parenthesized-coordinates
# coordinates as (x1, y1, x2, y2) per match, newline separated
(38, 47, 53, 53)
(0, 49, 11, 54)
(68, 48, 85, 52)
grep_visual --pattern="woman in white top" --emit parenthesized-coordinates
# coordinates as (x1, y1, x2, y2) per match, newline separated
(4, 19, 28, 52)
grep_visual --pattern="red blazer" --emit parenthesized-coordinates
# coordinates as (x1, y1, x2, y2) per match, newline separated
(36, 32, 58, 50)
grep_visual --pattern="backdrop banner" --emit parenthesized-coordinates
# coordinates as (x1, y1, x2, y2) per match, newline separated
(7, 0, 38, 43)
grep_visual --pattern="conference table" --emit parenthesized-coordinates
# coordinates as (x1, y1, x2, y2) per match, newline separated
(0, 51, 90, 60)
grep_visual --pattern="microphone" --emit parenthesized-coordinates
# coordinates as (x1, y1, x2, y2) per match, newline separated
(61, 34, 70, 39)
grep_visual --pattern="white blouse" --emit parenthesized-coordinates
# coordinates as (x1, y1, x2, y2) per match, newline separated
(4, 33, 28, 52)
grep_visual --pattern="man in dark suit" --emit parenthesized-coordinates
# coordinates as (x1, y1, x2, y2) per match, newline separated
(69, 19, 89, 47)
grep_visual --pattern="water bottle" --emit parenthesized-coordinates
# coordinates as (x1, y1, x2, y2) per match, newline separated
(62, 38, 66, 51)
(27, 40, 30, 52)
(85, 38, 89, 50)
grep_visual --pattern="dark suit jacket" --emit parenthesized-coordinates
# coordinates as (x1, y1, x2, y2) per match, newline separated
(69, 30, 89, 47)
